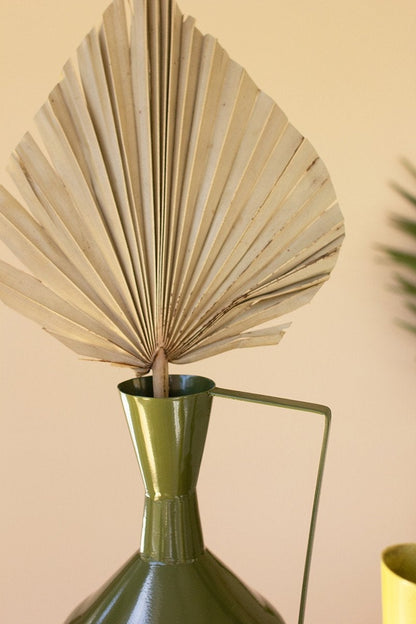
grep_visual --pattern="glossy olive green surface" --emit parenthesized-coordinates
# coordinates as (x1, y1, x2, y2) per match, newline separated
(64, 375, 285, 624)
(65, 549, 284, 624)
(119, 375, 214, 502)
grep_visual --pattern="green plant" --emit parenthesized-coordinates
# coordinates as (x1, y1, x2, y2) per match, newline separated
(385, 159, 416, 334)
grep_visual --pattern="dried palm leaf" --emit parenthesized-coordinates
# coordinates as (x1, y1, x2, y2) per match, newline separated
(0, 0, 344, 396)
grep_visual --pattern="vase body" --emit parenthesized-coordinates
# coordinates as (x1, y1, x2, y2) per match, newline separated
(64, 375, 285, 624)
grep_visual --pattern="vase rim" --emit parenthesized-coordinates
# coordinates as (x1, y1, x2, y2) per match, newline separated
(118, 374, 216, 399)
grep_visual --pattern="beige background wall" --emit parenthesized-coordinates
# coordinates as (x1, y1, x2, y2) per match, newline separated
(1, 1, 415, 622)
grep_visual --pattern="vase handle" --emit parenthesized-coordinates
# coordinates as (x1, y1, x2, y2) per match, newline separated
(210, 387, 331, 624)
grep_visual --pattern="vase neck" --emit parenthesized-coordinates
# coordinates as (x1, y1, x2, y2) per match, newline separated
(118, 375, 215, 564)
(140, 491, 204, 562)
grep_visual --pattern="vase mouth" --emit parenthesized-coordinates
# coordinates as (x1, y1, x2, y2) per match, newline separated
(118, 374, 216, 399)
(382, 543, 416, 584)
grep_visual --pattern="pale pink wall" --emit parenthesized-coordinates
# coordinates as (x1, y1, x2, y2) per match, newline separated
(1, 1, 416, 623)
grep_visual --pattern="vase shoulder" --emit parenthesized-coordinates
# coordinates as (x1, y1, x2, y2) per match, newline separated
(64, 549, 286, 624)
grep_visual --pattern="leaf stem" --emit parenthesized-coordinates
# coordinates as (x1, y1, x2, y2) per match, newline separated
(152, 348, 169, 397)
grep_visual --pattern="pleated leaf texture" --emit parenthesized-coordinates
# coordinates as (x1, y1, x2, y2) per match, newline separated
(0, 0, 345, 374)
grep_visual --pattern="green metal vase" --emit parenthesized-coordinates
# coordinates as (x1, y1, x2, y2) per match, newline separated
(64, 375, 331, 624)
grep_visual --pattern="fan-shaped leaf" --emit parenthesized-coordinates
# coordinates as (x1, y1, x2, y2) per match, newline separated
(0, 0, 344, 383)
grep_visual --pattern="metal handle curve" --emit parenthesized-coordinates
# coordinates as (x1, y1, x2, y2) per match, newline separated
(210, 386, 331, 624)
